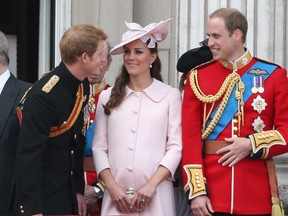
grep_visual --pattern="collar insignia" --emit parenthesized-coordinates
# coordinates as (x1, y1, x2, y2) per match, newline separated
(220, 50, 253, 70)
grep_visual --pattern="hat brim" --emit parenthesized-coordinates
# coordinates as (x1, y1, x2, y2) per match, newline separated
(176, 46, 213, 72)
(110, 18, 171, 55)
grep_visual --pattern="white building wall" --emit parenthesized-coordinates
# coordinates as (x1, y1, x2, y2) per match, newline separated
(178, 0, 287, 68)
(71, 0, 133, 86)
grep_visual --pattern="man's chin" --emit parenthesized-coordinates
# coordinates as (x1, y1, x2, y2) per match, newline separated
(88, 78, 100, 84)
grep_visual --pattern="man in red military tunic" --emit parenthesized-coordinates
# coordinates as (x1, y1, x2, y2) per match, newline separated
(83, 41, 111, 216)
(182, 8, 288, 216)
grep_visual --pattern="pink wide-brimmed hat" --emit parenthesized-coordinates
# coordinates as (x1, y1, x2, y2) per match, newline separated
(110, 18, 172, 55)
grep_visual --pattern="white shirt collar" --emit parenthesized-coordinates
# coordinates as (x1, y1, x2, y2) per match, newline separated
(0, 69, 11, 94)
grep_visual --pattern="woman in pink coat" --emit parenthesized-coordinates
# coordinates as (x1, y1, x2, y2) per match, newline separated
(92, 19, 182, 216)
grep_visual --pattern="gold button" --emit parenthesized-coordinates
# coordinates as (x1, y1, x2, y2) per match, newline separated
(71, 150, 74, 155)
(71, 171, 73, 175)
(21, 210, 24, 213)
(20, 205, 23, 209)
(74, 134, 77, 140)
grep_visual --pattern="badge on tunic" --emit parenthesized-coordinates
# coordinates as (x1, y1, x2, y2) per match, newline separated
(252, 116, 265, 132)
(251, 95, 267, 114)
(42, 75, 59, 93)
(248, 68, 268, 75)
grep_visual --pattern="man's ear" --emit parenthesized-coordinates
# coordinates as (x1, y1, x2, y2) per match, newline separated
(233, 29, 243, 42)
(81, 52, 89, 63)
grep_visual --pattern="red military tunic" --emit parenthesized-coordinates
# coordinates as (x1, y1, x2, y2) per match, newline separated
(84, 79, 109, 216)
(182, 50, 288, 215)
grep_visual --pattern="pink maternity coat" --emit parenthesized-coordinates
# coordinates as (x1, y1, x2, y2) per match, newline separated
(92, 78, 182, 216)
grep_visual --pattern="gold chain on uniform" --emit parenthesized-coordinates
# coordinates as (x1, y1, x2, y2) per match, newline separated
(189, 70, 245, 140)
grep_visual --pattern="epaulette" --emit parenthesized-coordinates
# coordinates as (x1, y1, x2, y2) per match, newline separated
(42, 75, 59, 93)
(188, 59, 216, 74)
(254, 57, 283, 69)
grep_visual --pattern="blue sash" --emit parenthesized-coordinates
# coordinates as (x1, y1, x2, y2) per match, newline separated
(206, 61, 277, 140)
(85, 121, 95, 156)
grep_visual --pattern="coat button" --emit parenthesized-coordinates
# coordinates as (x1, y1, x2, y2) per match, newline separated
(128, 146, 133, 151)
(21, 210, 24, 213)
(127, 167, 133, 172)
(74, 134, 77, 140)
(71, 150, 74, 155)
(71, 171, 73, 175)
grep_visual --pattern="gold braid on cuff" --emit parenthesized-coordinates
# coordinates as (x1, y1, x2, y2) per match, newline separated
(183, 164, 207, 199)
(249, 130, 286, 158)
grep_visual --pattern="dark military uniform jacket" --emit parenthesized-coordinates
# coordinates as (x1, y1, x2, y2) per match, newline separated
(13, 62, 89, 215)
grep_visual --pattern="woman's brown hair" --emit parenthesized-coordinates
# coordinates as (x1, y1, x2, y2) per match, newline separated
(103, 40, 162, 115)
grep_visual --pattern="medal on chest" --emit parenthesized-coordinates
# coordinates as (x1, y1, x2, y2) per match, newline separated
(251, 95, 267, 114)
(251, 76, 265, 94)
(252, 116, 265, 132)
(88, 95, 96, 113)
(251, 95, 267, 132)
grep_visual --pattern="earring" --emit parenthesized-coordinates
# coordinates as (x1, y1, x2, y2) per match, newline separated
(150, 63, 152, 68)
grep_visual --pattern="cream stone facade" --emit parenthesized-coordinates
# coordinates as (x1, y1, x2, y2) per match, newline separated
(38, 0, 287, 213)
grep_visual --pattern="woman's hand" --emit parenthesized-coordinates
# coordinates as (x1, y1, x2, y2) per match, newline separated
(131, 165, 171, 212)
(99, 168, 131, 214)
(130, 182, 157, 212)
(106, 182, 132, 213)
